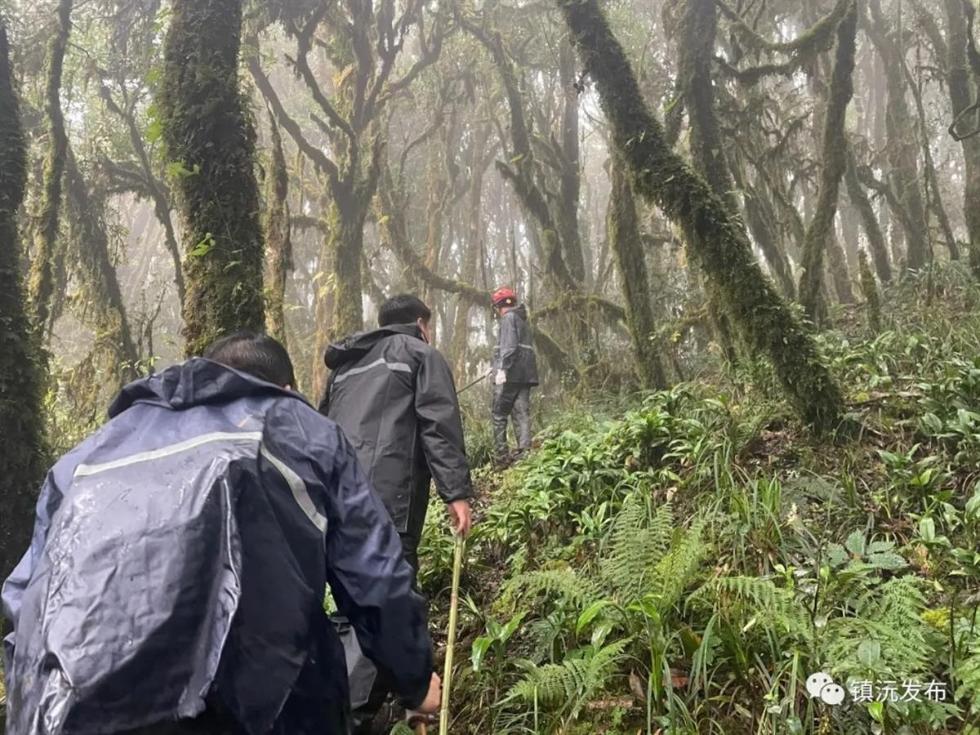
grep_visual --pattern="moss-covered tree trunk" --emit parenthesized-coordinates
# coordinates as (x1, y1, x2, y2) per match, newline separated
(65, 149, 139, 383)
(558, 37, 586, 284)
(264, 111, 291, 347)
(608, 160, 668, 390)
(559, 0, 845, 432)
(0, 20, 46, 578)
(866, 0, 930, 272)
(679, 0, 742, 365)
(945, 0, 980, 277)
(798, 1, 857, 323)
(845, 146, 892, 283)
(160, 0, 264, 356)
(27, 0, 71, 334)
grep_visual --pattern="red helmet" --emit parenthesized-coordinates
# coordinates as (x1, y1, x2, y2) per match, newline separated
(491, 287, 517, 307)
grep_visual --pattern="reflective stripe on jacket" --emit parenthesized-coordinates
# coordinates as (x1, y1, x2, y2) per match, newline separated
(492, 304, 539, 385)
(1, 359, 432, 734)
(319, 324, 473, 537)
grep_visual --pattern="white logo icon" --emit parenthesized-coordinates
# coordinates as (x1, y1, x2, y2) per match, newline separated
(806, 672, 845, 705)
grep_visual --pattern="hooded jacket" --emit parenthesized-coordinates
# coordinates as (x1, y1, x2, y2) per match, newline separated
(1, 359, 432, 735)
(493, 304, 539, 386)
(319, 324, 472, 538)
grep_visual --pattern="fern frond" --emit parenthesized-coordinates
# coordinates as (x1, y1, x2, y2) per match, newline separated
(504, 568, 601, 611)
(505, 638, 629, 716)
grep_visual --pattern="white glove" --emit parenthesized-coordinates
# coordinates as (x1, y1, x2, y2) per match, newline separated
(495, 369, 507, 385)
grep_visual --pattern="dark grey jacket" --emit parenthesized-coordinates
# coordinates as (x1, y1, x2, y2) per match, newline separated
(493, 304, 539, 386)
(319, 324, 473, 537)
(2, 359, 431, 735)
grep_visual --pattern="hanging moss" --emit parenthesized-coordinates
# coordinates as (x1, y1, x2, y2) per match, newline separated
(159, 0, 264, 356)
(716, 0, 850, 85)
(608, 160, 668, 389)
(0, 20, 46, 578)
(64, 149, 139, 384)
(560, 0, 845, 433)
(858, 250, 882, 334)
(263, 110, 292, 347)
(797, 0, 857, 323)
(27, 0, 71, 335)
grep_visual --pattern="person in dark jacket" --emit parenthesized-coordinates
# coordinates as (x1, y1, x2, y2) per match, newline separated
(1, 331, 440, 735)
(320, 295, 473, 734)
(491, 287, 539, 463)
(319, 294, 473, 572)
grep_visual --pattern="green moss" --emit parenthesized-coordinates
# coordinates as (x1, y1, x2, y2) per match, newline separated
(159, 0, 265, 356)
(797, 1, 857, 323)
(0, 20, 47, 578)
(858, 250, 882, 333)
(27, 0, 71, 334)
(560, 0, 845, 433)
(263, 111, 291, 347)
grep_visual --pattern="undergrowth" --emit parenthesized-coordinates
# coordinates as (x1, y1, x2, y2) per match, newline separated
(419, 267, 980, 735)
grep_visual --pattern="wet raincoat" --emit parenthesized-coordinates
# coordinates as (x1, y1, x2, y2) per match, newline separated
(492, 304, 538, 386)
(319, 324, 472, 548)
(1, 359, 432, 735)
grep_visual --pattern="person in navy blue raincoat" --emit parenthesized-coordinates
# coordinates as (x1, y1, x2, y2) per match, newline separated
(1, 331, 440, 735)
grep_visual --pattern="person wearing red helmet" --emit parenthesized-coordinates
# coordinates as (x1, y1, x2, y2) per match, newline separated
(491, 287, 539, 464)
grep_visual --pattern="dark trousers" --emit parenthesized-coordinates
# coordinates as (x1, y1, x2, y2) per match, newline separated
(350, 531, 422, 734)
(492, 384, 532, 456)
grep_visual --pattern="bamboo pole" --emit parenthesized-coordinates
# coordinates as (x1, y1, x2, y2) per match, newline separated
(439, 534, 465, 735)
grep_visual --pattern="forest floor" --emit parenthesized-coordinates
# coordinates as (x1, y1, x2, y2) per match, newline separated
(415, 266, 980, 735)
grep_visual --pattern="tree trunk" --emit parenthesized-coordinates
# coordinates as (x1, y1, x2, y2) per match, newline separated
(844, 146, 892, 282)
(0, 20, 46, 579)
(866, 0, 931, 272)
(945, 0, 980, 277)
(798, 1, 857, 323)
(264, 111, 291, 347)
(160, 0, 264, 356)
(65, 149, 140, 383)
(28, 0, 72, 335)
(608, 160, 668, 389)
(742, 180, 796, 299)
(330, 190, 367, 340)
(558, 37, 586, 283)
(559, 0, 845, 432)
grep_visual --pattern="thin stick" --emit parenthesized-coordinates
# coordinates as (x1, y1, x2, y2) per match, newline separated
(439, 533, 465, 735)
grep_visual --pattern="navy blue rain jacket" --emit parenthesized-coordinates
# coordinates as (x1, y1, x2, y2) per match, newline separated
(1, 359, 432, 735)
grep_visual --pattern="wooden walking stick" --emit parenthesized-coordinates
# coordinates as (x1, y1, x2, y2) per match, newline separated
(439, 533, 465, 735)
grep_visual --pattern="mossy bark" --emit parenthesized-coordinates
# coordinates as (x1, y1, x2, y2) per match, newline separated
(679, 0, 743, 365)
(866, 0, 930, 272)
(263, 111, 292, 347)
(160, 0, 264, 356)
(844, 146, 892, 283)
(608, 160, 668, 390)
(827, 233, 855, 306)
(798, 1, 857, 323)
(64, 149, 139, 384)
(558, 37, 586, 284)
(27, 0, 72, 335)
(945, 0, 980, 277)
(559, 0, 845, 432)
(0, 20, 46, 578)
(858, 250, 882, 333)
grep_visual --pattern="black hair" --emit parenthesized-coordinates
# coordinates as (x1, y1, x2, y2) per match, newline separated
(203, 330, 296, 387)
(378, 294, 431, 327)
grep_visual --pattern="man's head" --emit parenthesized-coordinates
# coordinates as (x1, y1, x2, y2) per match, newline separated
(378, 294, 432, 343)
(204, 331, 296, 388)
(491, 286, 517, 316)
